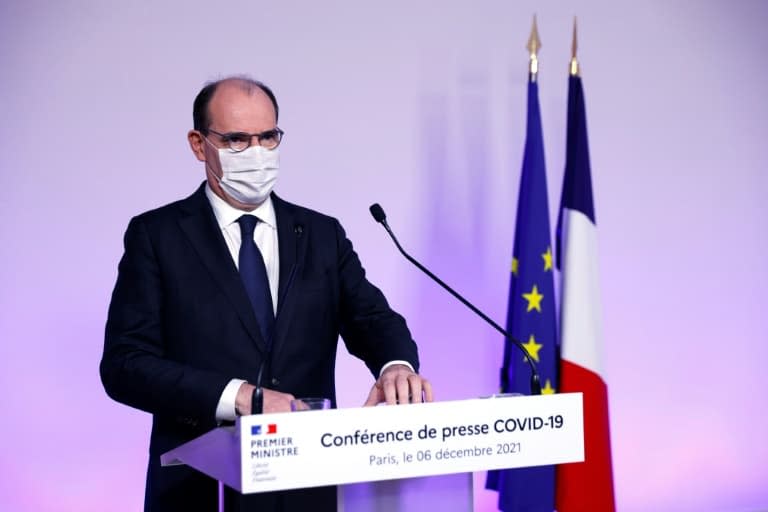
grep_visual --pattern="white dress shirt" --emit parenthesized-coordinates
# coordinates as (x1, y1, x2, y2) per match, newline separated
(205, 185, 411, 420)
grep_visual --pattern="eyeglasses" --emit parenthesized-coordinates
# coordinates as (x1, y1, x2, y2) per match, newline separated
(206, 127, 284, 152)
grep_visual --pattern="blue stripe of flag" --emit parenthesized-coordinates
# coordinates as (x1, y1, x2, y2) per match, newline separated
(556, 75, 595, 268)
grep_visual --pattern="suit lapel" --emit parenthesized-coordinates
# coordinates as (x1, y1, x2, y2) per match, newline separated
(272, 195, 308, 360)
(177, 184, 268, 353)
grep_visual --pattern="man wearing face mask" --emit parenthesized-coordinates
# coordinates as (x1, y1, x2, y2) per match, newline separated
(100, 76, 432, 512)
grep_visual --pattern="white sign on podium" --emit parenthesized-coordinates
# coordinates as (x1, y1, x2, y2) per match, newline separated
(162, 393, 583, 497)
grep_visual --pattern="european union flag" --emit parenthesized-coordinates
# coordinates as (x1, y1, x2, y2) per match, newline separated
(486, 78, 558, 511)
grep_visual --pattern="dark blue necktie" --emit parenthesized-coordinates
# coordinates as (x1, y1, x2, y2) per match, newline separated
(237, 215, 274, 345)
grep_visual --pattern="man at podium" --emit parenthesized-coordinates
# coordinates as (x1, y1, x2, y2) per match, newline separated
(100, 76, 432, 511)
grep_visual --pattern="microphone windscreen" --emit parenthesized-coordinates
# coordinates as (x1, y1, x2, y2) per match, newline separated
(369, 203, 386, 223)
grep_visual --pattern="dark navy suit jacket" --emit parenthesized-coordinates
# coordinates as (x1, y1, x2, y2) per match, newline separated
(101, 183, 419, 511)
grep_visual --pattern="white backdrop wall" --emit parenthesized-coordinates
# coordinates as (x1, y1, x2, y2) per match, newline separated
(1, 1, 766, 510)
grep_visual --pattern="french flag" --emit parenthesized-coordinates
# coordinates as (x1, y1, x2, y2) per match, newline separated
(251, 424, 278, 435)
(555, 72, 616, 511)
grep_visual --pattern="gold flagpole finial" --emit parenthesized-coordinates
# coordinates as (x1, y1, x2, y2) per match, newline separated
(527, 15, 541, 80)
(570, 16, 579, 76)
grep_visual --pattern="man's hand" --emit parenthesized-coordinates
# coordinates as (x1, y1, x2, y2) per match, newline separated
(363, 364, 433, 406)
(235, 382, 295, 415)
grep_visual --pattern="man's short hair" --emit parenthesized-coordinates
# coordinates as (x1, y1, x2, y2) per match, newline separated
(193, 76, 280, 133)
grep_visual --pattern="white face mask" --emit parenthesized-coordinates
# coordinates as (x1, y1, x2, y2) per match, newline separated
(207, 140, 280, 205)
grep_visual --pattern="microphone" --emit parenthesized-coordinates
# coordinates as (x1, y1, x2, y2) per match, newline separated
(369, 203, 542, 395)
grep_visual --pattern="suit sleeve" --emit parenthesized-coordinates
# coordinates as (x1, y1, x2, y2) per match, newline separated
(333, 219, 420, 377)
(100, 217, 231, 425)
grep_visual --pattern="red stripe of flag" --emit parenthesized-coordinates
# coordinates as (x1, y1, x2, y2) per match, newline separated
(556, 360, 615, 511)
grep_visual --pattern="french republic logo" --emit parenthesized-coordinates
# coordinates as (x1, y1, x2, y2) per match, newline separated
(251, 424, 278, 435)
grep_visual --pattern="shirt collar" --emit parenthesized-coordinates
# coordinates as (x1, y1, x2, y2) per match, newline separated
(205, 183, 277, 230)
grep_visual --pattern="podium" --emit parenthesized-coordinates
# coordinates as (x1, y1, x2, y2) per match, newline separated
(161, 393, 584, 511)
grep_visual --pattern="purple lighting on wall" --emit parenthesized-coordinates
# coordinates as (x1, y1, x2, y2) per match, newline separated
(1, 2, 768, 511)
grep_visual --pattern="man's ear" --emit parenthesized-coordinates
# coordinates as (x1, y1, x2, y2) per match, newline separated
(188, 130, 206, 162)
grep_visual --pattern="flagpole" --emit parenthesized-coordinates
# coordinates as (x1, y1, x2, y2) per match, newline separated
(570, 16, 579, 77)
(527, 15, 541, 82)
